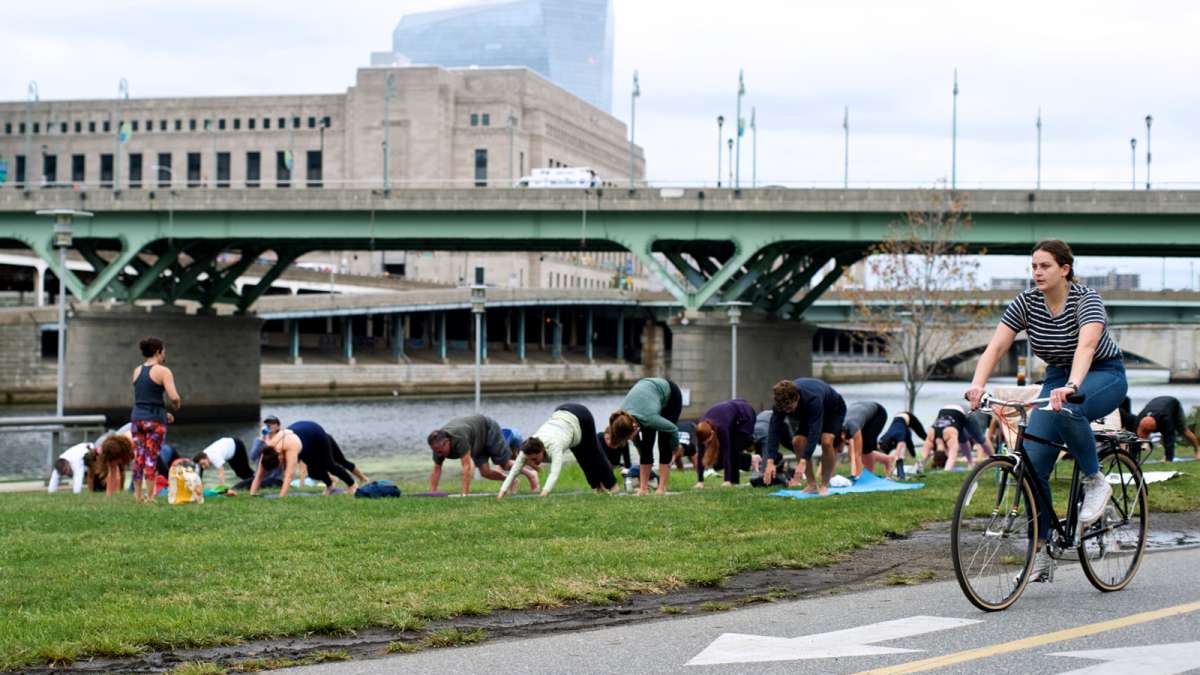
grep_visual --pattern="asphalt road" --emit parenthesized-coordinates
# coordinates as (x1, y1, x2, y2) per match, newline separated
(283, 546, 1200, 674)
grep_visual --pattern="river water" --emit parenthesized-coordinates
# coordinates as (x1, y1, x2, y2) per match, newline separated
(4, 370, 1199, 479)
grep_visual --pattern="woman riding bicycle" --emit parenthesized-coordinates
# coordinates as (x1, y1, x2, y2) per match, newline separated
(965, 239, 1127, 583)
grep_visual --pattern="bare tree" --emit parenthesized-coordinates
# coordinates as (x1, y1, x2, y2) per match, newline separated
(844, 191, 991, 411)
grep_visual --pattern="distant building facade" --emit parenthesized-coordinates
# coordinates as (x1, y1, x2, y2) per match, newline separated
(0, 66, 650, 289)
(992, 272, 1140, 292)
(373, 0, 614, 112)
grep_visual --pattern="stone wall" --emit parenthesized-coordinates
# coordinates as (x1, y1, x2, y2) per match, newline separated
(64, 306, 262, 422)
(668, 312, 813, 417)
(0, 308, 56, 403)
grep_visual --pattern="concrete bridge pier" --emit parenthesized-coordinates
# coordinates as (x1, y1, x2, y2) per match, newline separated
(669, 311, 813, 417)
(65, 306, 262, 423)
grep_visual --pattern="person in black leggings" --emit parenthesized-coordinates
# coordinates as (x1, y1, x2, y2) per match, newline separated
(877, 412, 926, 478)
(1137, 396, 1200, 461)
(921, 405, 967, 471)
(606, 378, 683, 495)
(248, 417, 357, 496)
(499, 403, 618, 497)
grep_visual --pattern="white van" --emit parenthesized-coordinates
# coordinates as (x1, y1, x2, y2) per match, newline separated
(514, 167, 602, 188)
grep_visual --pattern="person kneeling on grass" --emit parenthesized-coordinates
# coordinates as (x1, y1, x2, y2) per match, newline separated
(429, 414, 539, 496)
(247, 418, 358, 497)
(692, 399, 757, 488)
(498, 404, 619, 498)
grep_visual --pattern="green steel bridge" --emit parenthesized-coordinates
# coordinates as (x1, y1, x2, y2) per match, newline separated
(3, 188, 1200, 317)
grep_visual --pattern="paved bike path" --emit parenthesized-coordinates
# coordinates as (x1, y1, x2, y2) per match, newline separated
(283, 546, 1200, 674)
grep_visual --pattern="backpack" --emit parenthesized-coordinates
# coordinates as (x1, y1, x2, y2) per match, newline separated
(354, 480, 401, 499)
(168, 460, 205, 505)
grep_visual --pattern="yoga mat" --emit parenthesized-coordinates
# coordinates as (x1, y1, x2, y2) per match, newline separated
(1110, 470, 1180, 485)
(770, 470, 925, 500)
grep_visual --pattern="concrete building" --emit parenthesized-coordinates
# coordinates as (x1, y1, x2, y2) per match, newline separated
(373, 0, 614, 112)
(0, 65, 650, 287)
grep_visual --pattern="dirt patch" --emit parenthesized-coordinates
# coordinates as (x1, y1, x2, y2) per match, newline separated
(29, 511, 1200, 673)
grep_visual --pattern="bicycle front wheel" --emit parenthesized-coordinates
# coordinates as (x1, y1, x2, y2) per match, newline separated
(1078, 450, 1147, 592)
(952, 456, 1038, 611)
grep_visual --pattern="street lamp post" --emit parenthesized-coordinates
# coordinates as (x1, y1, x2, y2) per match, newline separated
(470, 268, 487, 412)
(842, 105, 849, 189)
(150, 164, 175, 241)
(727, 138, 733, 188)
(25, 81, 38, 191)
(951, 68, 959, 190)
(1036, 107, 1042, 190)
(383, 72, 395, 191)
(716, 115, 724, 187)
(114, 78, 128, 191)
(1145, 114, 1153, 190)
(507, 112, 517, 186)
(36, 208, 93, 467)
(629, 70, 640, 191)
(724, 302, 749, 398)
(735, 69, 745, 190)
(1130, 138, 1137, 190)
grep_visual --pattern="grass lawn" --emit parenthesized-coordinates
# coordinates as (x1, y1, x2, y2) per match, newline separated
(2, 458, 1198, 670)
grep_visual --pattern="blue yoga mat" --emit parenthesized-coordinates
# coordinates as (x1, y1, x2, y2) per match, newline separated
(770, 470, 925, 500)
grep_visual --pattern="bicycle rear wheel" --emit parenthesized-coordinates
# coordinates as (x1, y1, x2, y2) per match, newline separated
(952, 457, 1038, 611)
(1078, 450, 1147, 592)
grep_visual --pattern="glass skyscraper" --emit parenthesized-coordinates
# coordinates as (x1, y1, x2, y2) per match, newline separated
(381, 0, 614, 112)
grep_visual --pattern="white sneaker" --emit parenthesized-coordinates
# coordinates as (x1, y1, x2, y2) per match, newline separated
(1079, 473, 1113, 526)
(1016, 549, 1056, 584)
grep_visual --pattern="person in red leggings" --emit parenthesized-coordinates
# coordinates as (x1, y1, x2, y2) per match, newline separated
(129, 337, 182, 503)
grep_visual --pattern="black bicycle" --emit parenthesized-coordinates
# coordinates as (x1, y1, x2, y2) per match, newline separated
(951, 393, 1148, 612)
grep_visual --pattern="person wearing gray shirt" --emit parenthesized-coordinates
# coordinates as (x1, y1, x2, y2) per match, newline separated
(427, 414, 539, 495)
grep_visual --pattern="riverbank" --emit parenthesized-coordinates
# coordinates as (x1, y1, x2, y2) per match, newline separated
(3, 461, 1198, 672)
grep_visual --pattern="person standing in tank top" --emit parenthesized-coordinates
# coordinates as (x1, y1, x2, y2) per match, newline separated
(130, 336, 182, 503)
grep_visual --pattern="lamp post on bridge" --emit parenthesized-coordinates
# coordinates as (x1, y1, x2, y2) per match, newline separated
(150, 164, 176, 243)
(24, 81, 38, 192)
(727, 138, 733, 188)
(716, 115, 724, 187)
(1145, 114, 1153, 190)
(735, 68, 745, 190)
(383, 72, 395, 192)
(1129, 138, 1137, 190)
(470, 268, 486, 413)
(951, 68, 958, 190)
(507, 111, 518, 186)
(114, 78, 128, 192)
(629, 70, 639, 191)
(35, 208, 93, 467)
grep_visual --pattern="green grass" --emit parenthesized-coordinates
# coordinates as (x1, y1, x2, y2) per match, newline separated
(2, 460, 1198, 670)
(424, 628, 486, 648)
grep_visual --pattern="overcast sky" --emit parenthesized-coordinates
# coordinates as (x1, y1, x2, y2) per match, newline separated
(5, 0, 1200, 286)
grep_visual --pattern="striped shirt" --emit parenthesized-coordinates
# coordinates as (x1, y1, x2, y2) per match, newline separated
(999, 283, 1121, 368)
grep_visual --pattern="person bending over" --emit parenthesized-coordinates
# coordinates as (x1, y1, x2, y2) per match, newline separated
(692, 399, 756, 488)
(428, 414, 538, 496)
(921, 405, 969, 472)
(605, 378, 684, 496)
(498, 404, 618, 498)
(764, 378, 846, 494)
(1137, 395, 1200, 462)
(193, 436, 255, 485)
(877, 412, 926, 479)
(249, 417, 357, 496)
(841, 401, 895, 479)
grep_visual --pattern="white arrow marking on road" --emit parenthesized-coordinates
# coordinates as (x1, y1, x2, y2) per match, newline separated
(686, 615, 981, 666)
(1049, 641, 1200, 674)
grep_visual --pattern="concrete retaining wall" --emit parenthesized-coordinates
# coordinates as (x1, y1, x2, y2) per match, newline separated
(0, 309, 56, 403)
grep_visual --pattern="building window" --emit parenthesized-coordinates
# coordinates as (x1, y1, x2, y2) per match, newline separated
(307, 116, 316, 129)
(306, 150, 322, 188)
(160, 120, 167, 131)
(482, 113, 490, 126)
(100, 154, 114, 188)
(187, 152, 201, 187)
(248, 118, 256, 130)
(88, 121, 95, 133)
(128, 153, 142, 188)
(15, 155, 25, 188)
(174, 120, 182, 131)
(103, 121, 111, 133)
(263, 118, 271, 130)
(60, 122, 67, 134)
(474, 148, 488, 187)
(276, 151, 291, 188)
(71, 155, 85, 184)
(246, 151, 261, 188)
(218, 119, 226, 131)
(278, 117, 286, 129)
(74, 121, 81, 133)
(189, 119, 197, 131)
(3, 122, 10, 134)
(233, 118, 241, 130)
(156, 153, 171, 187)
(292, 117, 300, 129)
(33, 122, 40, 134)
(216, 152, 230, 188)
(131, 120, 139, 132)
(18, 122, 25, 134)
(470, 113, 478, 127)
(322, 116, 331, 128)
(41, 154, 57, 187)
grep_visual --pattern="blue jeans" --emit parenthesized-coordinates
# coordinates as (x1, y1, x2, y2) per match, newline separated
(1024, 358, 1127, 541)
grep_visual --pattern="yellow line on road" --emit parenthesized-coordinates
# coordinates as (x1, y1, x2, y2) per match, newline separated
(856, 600, 1200, 674)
